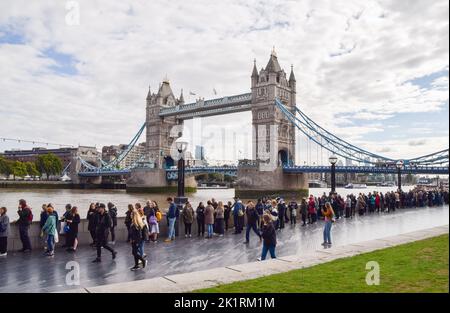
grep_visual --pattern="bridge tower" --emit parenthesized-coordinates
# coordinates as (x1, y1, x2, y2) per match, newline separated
(145, 79, 184, 169)
(236, 49, 308, 199)
(251, 48, 296, 166)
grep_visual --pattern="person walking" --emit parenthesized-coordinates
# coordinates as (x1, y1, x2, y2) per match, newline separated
(182, 202, 195, 238)
(321, 202, 335, 247)
(60, 204, 72, 248)
(129, 209, 147, 271)
(66, 206, 80, 252)
(214, 201, 225, 236)
(196, 202, 206, 237)
(244, 201, 261, 244)
(86, 203, 97, 247)
(148, 202, 160, 243)
(107, 202, 118, 244)
(165, 197, 177, 242)
(92, 203, 117, 263)
(17, 199, 32, 252)
(0, 207, 10, 257)
(125, 204, 133, 242)
(259, 214, 277, 261)
(41, 205, 57, 257)
(136, 204, 149, 257)
(204, 200, 215, 239)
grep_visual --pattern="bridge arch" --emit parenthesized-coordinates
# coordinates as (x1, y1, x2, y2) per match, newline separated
(278, 149, 289, 166)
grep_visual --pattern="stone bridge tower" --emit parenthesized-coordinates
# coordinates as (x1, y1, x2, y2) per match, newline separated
(251, 48, 296, 167)
(145, 79, 184, 169)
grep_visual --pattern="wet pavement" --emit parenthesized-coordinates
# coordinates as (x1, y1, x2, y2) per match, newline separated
(0, 205, 448, 293)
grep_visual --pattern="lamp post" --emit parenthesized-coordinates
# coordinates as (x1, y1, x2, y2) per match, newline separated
(396, 160, 403, 191)
(329, 155, 338, 194)
(175, 137, 189, 204)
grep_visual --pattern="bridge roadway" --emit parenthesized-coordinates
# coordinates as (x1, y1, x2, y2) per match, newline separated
(0, 205, 448, 293)
(77, 165, 449, 178)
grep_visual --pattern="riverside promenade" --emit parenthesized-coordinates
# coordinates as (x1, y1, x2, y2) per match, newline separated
(0, 205, 448, 293)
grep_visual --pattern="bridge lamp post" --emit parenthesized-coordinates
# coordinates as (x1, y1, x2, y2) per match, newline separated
(396, 160, 403, 191)
(329, 155, 338, 194)
(175, 138, 189, 206)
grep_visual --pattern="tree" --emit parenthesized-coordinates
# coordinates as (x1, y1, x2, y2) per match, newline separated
(0, 157, 13, 178)
(25, 162, 40, 177)
(11, 161, 27, 180)
(35, 153, 63, 179)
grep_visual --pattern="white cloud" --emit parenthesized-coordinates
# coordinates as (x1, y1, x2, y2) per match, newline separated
(0, 0, 448, 163)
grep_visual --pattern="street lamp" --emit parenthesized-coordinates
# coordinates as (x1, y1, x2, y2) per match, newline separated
(175, 137, 189, 203)
(329, 155, 338, 194)
(396, 160, 403, 191)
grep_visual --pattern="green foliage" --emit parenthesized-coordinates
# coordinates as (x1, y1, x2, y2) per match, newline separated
(25, 162, 40, 176)
(0, 157, 13, 176)
(35, 153, 63, 178)
(11, 161, 27, 178)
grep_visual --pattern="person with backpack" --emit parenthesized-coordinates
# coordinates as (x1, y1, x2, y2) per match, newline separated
(129, 209, 147, 271)
(321, 202, 335, 247)
(0, 207, 10, 257)
(232, 199, 244, 234)
(41, 204, 57, 257)
(147, 202, 159, 242)
(92, 203, 117, 263)
(182, 201, 195, 238)
(17, 199, 32, 252)
(107, 202, 118, 244)
(244, 201, 262, 244)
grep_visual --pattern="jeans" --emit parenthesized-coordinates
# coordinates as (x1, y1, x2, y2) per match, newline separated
(19, 225, 32, 250)
(47, 234, 55, 253)
(261, 244, 276, 260)
(207, 224, 213, 237)
(110, 226, 116, 242)
(0, 236, 7, 254)
(323, 221, 332, 244)
(168, 217, 176, 239)
(197, 218, 205, 236)
(245, 223, 260, 242)
(132, 242, 145, 266)
(138, 241, 145, 257)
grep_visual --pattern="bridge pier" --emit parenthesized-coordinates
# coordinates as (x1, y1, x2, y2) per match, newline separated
(126, 168, 197, 193)
(235, 166, 309, 199)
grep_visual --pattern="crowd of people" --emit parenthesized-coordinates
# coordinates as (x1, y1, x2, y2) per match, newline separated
(0, 187, 448, 271)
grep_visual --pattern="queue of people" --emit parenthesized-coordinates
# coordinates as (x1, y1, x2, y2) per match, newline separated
(0, 187, 448, 270)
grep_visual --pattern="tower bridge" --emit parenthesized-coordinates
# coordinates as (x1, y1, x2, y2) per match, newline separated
(75, 49, 449, 196)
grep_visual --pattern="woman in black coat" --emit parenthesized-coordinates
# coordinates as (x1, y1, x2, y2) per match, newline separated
(196, 202, 206, 237)
(260, 214, 277, 261)
(66, 206, 80, 252)
(86, 203, 97, 246)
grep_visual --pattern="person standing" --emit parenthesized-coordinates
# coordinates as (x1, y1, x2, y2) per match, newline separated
(136, 204, 149, 257)
(41, 205, 57, 257)
(17, 199, 32, 252)
(107, 202, 118, 244)
(86, 203, 97, 247)
(277, 199, 287, 230)
(288, 198, 298, 225)
(244, 201, 261, 244)
(66, 206, 80, 252)
(196, 202, 206, 237)
(215, 201, 225, 236)
(0, 207, 9, 257)
(300, 198, 308, 226)
(165, 197, 177, 242)
(259, 214, 277, 261)
(60, 204, 72, 248)
(148, 202, 160, 243)
(182, 202, 195, 238)
(233, 199, 244, 234)
(321, 202, 335, 247)
(92, 203, 117, 263)
(307, 196, 316, 224)
(224, 201, 232, 232)
(255, 199, 264, 228)
(204, 201, 215, 239)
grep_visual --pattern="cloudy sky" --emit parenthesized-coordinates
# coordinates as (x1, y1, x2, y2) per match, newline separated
(0, 0, 448, 165)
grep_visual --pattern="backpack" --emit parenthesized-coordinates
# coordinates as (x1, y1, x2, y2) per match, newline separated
(28, 208, 33, 223)
(149, 215, 157, 225)
(156, 211, 162, 222)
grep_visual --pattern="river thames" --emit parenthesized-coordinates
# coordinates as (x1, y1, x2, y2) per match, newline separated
(0, 186, 406, 219)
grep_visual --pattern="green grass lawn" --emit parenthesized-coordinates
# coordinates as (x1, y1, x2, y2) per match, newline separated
(196, 234, 449, 293)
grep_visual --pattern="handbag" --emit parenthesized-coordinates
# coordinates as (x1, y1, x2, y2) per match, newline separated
(64, 224, 71, 233)
(59, 221, 67, 234)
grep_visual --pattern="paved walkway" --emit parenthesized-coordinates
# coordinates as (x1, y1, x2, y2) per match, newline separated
(0, 205, 448, 293)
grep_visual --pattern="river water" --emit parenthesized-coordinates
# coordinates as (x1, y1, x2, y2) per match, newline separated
(0, 186, 404, 220)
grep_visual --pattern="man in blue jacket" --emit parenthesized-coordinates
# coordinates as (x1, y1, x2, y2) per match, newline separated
(165, 197, 177, 242)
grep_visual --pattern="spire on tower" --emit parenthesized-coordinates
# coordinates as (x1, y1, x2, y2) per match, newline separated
(179, 88, 185, 104)
(146, 85, 152, 100)
(252, 59, 259, 78)
(265, 48, 281, 73)
(289, 64, 296, 82)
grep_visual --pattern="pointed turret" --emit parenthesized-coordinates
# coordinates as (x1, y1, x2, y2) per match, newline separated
(146, 85, 152, 100)
(289, 65, 296, 82)
(252, 59, 258, 77)
(179, 89, 185, 104)
(265, 47, 282, 73)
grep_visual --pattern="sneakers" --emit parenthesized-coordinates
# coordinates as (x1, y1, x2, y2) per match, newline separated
(45, 251, 54, 257)
(130, 266, 140, 271)
(92, 258, 101, 263)
(142, 259, 148, 268)
(0, 253, 7, 257)
(164, 238, 172, 243)
(112, 251, 117, 260)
